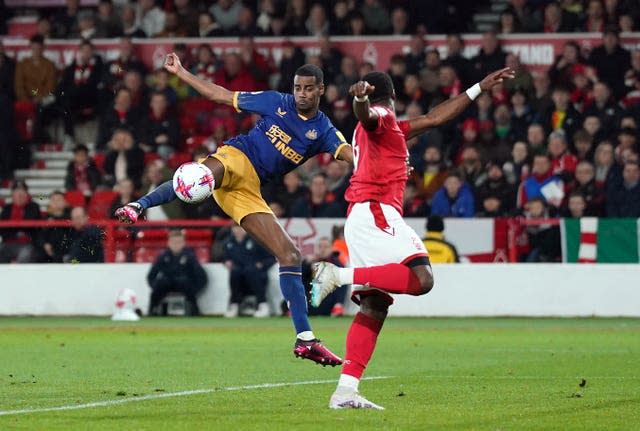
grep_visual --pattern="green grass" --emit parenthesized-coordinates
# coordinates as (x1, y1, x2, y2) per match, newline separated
(0, 317, 638, 430)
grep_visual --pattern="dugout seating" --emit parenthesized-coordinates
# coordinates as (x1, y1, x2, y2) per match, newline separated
(87, 190, 119, 220)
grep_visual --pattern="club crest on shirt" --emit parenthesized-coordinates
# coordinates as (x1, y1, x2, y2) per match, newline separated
(276, 107, 287, 117)
(305, 129, 318, 140)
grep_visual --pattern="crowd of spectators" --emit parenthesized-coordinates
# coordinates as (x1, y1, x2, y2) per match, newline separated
(1, 0, 640, 251)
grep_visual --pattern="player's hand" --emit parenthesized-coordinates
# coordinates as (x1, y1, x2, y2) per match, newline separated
(115, 203, 143, 224)
(164, 53, 183, 75)
(479, 67, 515, 91)
(349, 81, 375, 99)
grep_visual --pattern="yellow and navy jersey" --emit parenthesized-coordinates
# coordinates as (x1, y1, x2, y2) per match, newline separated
(225, 91, 349, 182)
(422, 232, 460, 264)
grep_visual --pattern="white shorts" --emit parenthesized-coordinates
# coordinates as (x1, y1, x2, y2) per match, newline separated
(345, 201, 429, 304)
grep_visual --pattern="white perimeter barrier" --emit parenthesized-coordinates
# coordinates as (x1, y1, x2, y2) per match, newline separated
(1, 263, 639, 317)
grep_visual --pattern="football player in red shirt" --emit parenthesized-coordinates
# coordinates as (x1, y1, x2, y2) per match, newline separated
(312, 67, 513, 409)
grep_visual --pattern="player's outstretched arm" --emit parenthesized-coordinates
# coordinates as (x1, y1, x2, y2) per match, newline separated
(114, 180, 177, 224)
(164, 53, 235, 106)
(405, 67, 515, 142)
(349, 81, 379, 131)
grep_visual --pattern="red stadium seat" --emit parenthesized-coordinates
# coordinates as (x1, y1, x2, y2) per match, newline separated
(111, 229, 134, 263)
(64, 190, 86, 208)
(144, 152, 161, 164)
(168, 152, 192, 169)
(185, 229, 212, 263)
(93, 153, 106, 173)
(183, 135, 209, 154)
(87, 191, 119, 220)
(134, 229, 169, 263)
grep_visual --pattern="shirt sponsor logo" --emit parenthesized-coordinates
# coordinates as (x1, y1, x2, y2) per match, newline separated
(265, 125, 304, 164)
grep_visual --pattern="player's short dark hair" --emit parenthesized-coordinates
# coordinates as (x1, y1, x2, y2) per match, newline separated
(426, 215, 445, 233)
(295, 64, 324, 85)
(362, 71, 395, 103)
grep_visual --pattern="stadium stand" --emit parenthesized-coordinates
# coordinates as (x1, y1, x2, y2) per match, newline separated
(1, 0, 640, 263)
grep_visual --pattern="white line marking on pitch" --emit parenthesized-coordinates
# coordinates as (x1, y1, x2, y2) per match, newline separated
(0, 376, 391, 417)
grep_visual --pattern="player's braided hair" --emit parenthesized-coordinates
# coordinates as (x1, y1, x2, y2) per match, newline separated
(362, 71, 395, 104)
(295, 64, 324, 85)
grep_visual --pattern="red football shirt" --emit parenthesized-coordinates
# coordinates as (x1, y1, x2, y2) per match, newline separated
(345, 105, 410, 214)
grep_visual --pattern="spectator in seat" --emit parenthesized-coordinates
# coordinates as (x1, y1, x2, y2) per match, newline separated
(476, 161, 516, 214)
(136, 0, 166, 37)
(503, 140, 531, 185)
(223, 224, 275, 318)
(209, 0, 242, 32)
(147, 229, 207, 316)
(422, 215, 460, 263)
(346, 10, 369, 36)
(150, 68, 177, 109)
(155, 11, 187, 38)
(594, 140, 615, 186)
(52, 0, 80, 38)
(522, 198, 561, 263)
(606, 161, 640, 217)
(431, 171, 475, 218)
(563, 191, 588, 218)
(442, 34, 473, 87)
(548, 129, 578, 181)
(301, 236, 348, 316)
(568, 160, 605, 216)
(121, 4, 147, 38)
(471, 31, 506, 83)
(289, 172, 344, 217)
(95, 0, 122, 38)
(41, 191, 72, 263)
(548, 41, 587, 90)
(404, 33, 426, 75)
(103, 129, 145, 189)
(503, 53, 533, 95)
(0, 181, 42, 263)
(588, 29, 631, 99)
(329, 0, 350, 35)
(96, 88, 141, 151)
(390, 6, 410, 35)
(361, 0, 391, 35)
(175, 0, 200, 36)
(101, 37, 147, 102)
(526, 123, 547, 153)
(72, 9, 97, 40)
(583, 115, 605, 143)
(510, 88, 534, 141)
(583, 82, 624, 139)
(197, 11, 223, 37)
(122, 70, 149, 113)
(572, 129, 595, 161)
(137, 91, 180, 160)
(504, 0, 543, 32)
(14, 34, 57, 144)
(530, 71, 554, 118)
(64, 144, 102, 196)
(108, 178, 138, 220)
(277, 40, 306, 93)
(543, 1, 577, 33)
(517, 153, 565, 209)
(403, 181, 430, 217)
(57, 39, 103, 145)
(140, 160, 184, 220)
(335, 55, 360, 98)
(542, 86, 582, 139)
(459, 146, 485, 189)
(238, 36, 271, 90)
(191, 43, 218, 90)
(213, 52, 260, 112)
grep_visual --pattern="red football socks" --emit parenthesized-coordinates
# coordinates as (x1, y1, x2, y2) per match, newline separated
(353, 264, 422, 295)
(342, 312, 384, 379)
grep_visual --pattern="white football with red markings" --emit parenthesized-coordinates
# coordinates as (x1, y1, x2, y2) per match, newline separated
(172, 162, 215, 203)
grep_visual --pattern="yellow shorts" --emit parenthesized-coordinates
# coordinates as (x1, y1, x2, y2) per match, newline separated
(207, 145, 273, 224)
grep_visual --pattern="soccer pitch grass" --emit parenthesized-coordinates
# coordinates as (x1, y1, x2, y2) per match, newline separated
(0, 317, 638, 431)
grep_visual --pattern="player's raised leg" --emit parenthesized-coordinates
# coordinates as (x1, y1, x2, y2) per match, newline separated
(241, 212, 342, 366)
(330, 294, 388, 410)
(312, 261, 433, 307)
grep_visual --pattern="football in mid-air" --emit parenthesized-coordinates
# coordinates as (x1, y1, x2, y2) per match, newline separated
(172, 162, 215, 203)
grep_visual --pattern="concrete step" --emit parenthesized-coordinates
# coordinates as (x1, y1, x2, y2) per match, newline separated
(0, 187, 56, 199)
(24, 178, 64, 189)
(45, 160, 69, 169)
(491, 2, 508, 12)
(33, 151, 73, 161)
(473, 13, 500, 22)
(15, 169, 66, 179)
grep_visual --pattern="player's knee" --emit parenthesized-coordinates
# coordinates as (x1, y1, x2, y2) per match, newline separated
(360, 295, 389, 321)
(277, 246, 301, 266)
(413, 267, 434, 295)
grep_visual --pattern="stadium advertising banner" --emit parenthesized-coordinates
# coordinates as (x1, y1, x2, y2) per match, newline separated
(282, 218, 508, 263)
(2, 34, 640, 72)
